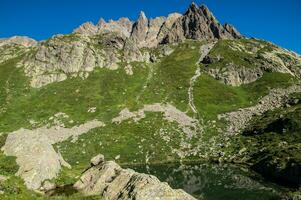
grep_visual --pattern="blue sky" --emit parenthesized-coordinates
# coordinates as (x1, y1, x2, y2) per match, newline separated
(0, 0, 300, 53)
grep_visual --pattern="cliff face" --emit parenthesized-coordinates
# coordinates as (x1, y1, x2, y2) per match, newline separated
(12, 3, 243, 88)
(162, 4, 242, 43)
(73, 3, 241, 47)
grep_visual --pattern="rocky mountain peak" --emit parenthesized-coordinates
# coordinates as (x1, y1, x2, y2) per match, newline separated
(97, 18, 106, 27)
(73, 22, 99, 35)
(0, 36, 37, 47)
(73, 3, 242, 48)
(224, 23, 242, 39)
(162, 3, 242, 43)
(187, 2, 199, 12)
(138, 11, 148, 22)
(130, 11, 149, 46)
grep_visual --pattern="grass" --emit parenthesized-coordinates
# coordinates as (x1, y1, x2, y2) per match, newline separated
(193, 72, 297, 121)
(139, 40, 202, 112)
(0, 38, 300, 197)
(56, 112, 188, 166)
(225, 93, 301, 188)
(0, 63, 150, 132)
(0, 175, 100, 200)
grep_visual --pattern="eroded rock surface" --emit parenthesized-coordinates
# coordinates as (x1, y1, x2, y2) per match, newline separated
(74, 155, 197, 200)
(19, 34, 125, 87)
(162, 4, 241, 44)
(0, 36, 37, 47)
(13, 3, 242, 88)
(2, 119, 105, 190)
(202, 39, 301, 86)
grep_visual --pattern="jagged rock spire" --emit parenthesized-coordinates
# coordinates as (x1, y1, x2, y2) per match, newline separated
(224, 23, 242, 39)
(131, 11, 149, 42)
(74, 2, 242, 46)
(162, 3, 242, 43)
(187, 2, 199, 12)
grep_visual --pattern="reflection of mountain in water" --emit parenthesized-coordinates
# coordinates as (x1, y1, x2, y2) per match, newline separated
(131, 163, 284, 200)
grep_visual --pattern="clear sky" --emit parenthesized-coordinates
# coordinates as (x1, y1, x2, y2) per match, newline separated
(1, 0, 300, 54)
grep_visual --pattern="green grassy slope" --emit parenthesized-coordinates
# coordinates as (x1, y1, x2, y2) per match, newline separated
(227, 93, 301, 188)
(0, 38, 299, 197)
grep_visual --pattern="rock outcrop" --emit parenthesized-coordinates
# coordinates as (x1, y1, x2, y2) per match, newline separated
(19, 34, 123, 87)
(205, 65, 265, 86)
(130, 11, 150, 47)
(0, 36, 37, 47)
(74, 155, 196, 200)
(224, 23, 242, 39)
(0, 36, 37, 63)
(2, 119, 105, 190)
(201, 39, 301, 86)
(73, 22, 99, 36)
(162, 3, 242, 44)
(74, 18, 133, 39)
(98, 18, 133, 38)
(74, 3, 241, 48)
(16, 3, 243, 88)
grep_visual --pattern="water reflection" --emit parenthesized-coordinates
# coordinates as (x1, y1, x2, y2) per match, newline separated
(130, 163, 283, 200)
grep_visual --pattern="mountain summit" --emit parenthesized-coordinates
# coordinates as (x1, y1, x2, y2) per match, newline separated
(162, 3, 242, 43)
(74, 3, 242, 47)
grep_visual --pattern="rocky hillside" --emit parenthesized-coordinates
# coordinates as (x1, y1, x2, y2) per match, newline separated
(0, 2, 300, 200)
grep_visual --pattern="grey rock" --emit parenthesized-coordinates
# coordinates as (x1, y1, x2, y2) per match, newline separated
(0, 175, 8, 182)
(2, 120, 104, 190)
(42, 180, 56, 192)
(20, 34, 122, 87)
(205, 64, 264, 86)
(224, 23, 243, 39)
(73, 22, 99, 35)
(74, 157, 197, 200)
(90, 154, 105, 166)
(130, 11, 149, 48)
(98, 17, 133, 38)
(74, 18, 133, 39)
(0, 36, 37, 47)
(145, 16, 166, 47)
(157, 13, 182, 42)
(162, 3, 241, 44)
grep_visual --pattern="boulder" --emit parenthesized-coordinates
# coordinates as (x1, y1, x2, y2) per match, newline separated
(74, 156, 197, 200)
(90, 154, 105, 166)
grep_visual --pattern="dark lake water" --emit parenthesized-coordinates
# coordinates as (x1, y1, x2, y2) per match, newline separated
(130, 162, 284, 200)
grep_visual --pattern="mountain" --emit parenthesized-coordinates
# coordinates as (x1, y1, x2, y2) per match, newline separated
(0, 3, 300, 200)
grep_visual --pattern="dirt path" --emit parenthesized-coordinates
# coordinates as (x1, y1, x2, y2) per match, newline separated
(188, 42, 216, 116)
(136, 63, 154, 103)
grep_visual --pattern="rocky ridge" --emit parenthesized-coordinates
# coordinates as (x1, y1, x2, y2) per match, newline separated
(0, 36, 37, 48)
(13, 3, 242, 88)
(201, 39, 301, 86)
(162, 3, 242, 44)
(0, 36, 37, 64)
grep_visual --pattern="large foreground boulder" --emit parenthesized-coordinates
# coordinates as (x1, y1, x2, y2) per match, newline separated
(74, 154, 197, 200)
